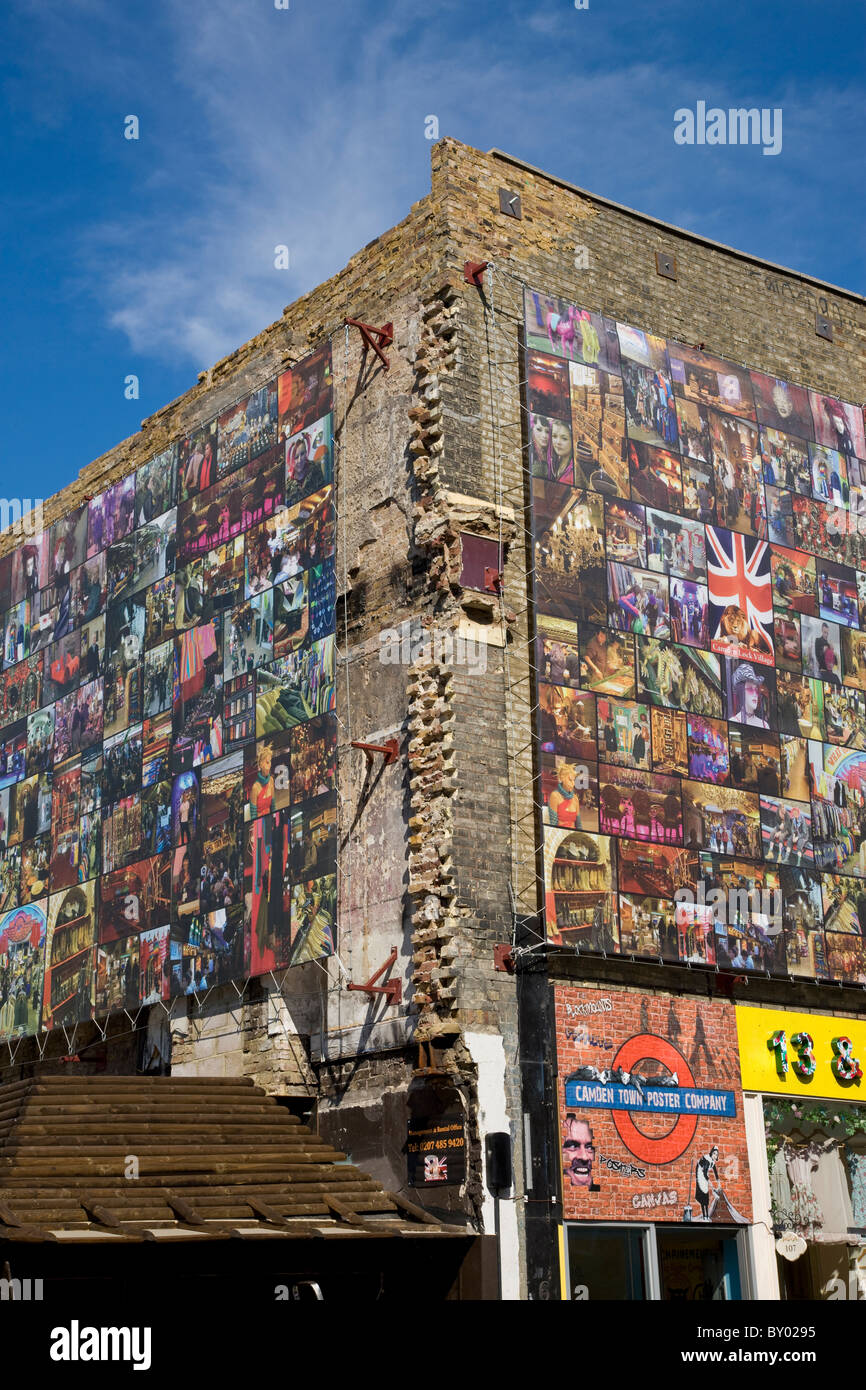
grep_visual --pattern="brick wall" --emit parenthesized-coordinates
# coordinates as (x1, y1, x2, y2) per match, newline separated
(4, 136, 865, 1295)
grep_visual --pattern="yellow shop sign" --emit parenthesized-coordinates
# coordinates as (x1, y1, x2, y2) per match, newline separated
(736, 1006, 866, 1100)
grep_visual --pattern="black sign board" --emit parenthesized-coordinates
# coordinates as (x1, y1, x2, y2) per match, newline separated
(406, 1112, 466, 1187)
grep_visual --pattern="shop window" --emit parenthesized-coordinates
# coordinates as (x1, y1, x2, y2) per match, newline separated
(765, 1096, 866, 1300)
(657, 1229, 741, 1300)
(564, 1226, 647, 1300)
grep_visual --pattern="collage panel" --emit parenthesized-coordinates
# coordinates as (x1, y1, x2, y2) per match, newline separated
(637, 637, 724, 718)
(825, 931, 866, 984)
(532, 483, 606, 625)
(825, 687, 866, 748)
(95, 935, 140, 1015)
(628, 442, 683, 512)
(760, 794, 814, 864)
(705, 526, 774, 666)
(809, 743, 866, 876)
(200, 752, 243, 917)
(708, 409, 764, 536)
(99, 854, 170, 943)
(0, 718, 28, 789)
(723, 655, 776, 729)
(810, 393, 866, 460)
(605, 499, 646, 566)
(810, 442, 849, 508)
(644, 506, 705, 581)
(278, 344, 333, 441)
(674, 396, 711, 465)
(0, 902, 47, 1041)
(288, 872, 336, 966)
(679, 456, 717, 524)
(760, 427, 812, 495)
(136, 444, 178, 526)
(577, 624, 635, 697)
(538, 683, 597, 762)
(524, 289, 621, 373)
(596, 696, 650, 770)
(217, 382, 279, 479)
(290, 713, 337, 806)
(598, 763, 682, 844)
(245, 808, 292, 974)
(750, 372, 814, 440)
(244, 729, 291, 821)
(536, 614, 581, 689)
(669, 343, 756, 422)
(543, 827, 618, 950)
(257, 635, 335, 734)
(842, 626, 866, 690)
(618, 894, 678, 961)
(172, 617, 224, 771)
(43, 880, 96, 1030)
(682, 779, 761, 856)
(179, 420, 219, 502)
(607, 561, 670, 640)
(285, 412, 334, 508)
(289, 800, 336, 884)
(568, 363, 628, 496)
(780, 865, 827, 978)
(541, 753, 599, 834)
(816, 557, 858, 627)
(649, 707, 688, 776)
(139, 924, 171, 1004)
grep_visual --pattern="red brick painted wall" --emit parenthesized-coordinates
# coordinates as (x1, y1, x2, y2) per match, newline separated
(555, 984, 752, 1224)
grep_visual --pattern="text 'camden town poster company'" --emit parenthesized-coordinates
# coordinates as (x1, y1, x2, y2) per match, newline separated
(555, 985, 751, 1224)
(525, 288, 866, 985)
(0, 346, 338, 1043)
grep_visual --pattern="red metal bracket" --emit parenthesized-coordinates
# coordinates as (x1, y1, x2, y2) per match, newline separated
(484, 567, 503, 594)
(347, 947, 402, 1006)
(351, 738, 399, 766)
(494, 944, 515, 974)
(464, 261, 490, 286)
(345, 319, 394, 370)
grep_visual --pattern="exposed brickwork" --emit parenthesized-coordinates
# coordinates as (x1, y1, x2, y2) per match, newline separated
(4, 138, 865, 1297)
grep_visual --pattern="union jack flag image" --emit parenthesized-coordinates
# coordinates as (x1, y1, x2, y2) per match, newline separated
(424, 1154, 447, 1182)
(705, 525, 774, 666)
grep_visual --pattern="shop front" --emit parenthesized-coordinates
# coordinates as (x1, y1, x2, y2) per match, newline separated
(737, 1004, 866, 1299)
(555, 984, 754, 1299)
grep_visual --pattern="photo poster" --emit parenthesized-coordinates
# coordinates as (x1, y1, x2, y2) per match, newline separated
(555, 985, 751, 1225)
(525, 286, 866, 985)
(0, 344, 338, 1044)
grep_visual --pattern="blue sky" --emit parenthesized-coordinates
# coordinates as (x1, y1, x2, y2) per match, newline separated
(1, 0, 864, 499)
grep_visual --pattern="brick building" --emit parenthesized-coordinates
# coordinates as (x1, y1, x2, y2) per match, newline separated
(1, 138, 865, 1300)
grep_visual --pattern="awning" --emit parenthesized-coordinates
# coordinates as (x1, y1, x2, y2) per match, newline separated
(0, 1075, 467, 1244)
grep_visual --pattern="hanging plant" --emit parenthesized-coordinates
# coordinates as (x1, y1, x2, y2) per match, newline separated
(764, 1097, 866, 1163)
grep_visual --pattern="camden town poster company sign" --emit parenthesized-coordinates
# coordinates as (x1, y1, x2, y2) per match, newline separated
(556, 985, 752, 1224)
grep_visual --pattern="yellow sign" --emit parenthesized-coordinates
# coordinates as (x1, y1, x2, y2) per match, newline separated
(736, 1006, 866, 1099)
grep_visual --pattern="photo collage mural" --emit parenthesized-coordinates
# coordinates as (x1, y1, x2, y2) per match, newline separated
(525, 288, 866, 984)
(0, 346, 337, 1042)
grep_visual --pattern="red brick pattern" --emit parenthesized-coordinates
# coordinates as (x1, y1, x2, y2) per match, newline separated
(555, 984, 752, 1223)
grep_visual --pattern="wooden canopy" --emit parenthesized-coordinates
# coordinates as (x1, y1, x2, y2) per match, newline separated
(0, 1075, 464, 1244)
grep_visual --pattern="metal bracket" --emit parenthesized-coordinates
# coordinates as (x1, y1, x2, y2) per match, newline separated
(484, 566, 503, 594)
(346, 946, 402, 1006)
(345, 318, 394, 370)
(351, 737, 399, 766)
(464, 260, 490, 286)
(494, 944, 515, 974)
